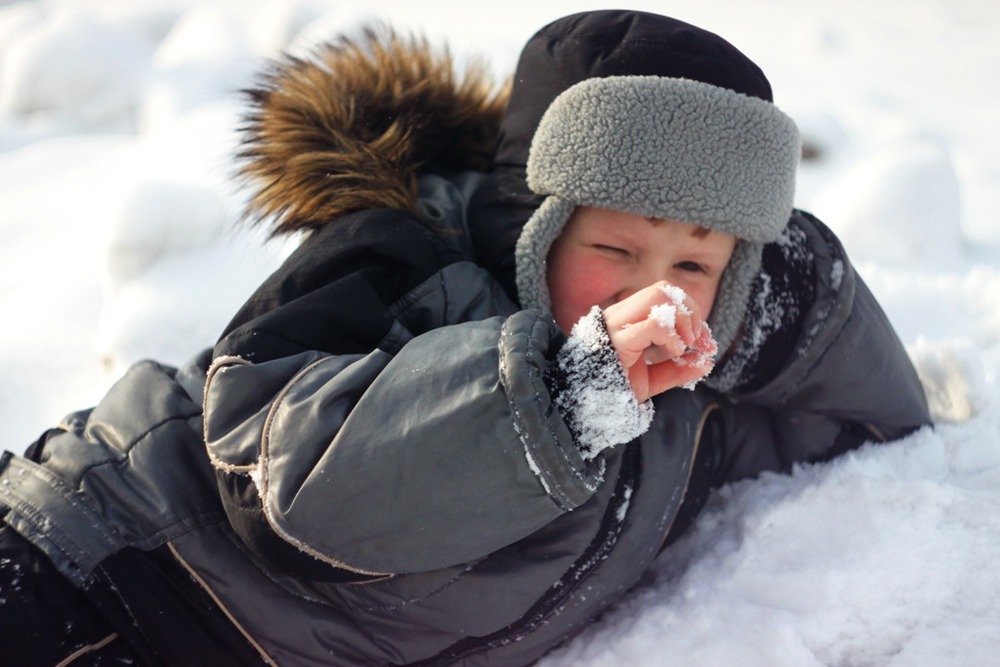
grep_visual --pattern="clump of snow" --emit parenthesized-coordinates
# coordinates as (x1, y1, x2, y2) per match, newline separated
(648, 302, 677, 329)
(649, 283, 691, 329)
(615, 485, 633, 524)
(828, 258, 843, 290)
(248, 458, 263, 490)
(908, 337, 991, 424)
(658, 283, 689, 309)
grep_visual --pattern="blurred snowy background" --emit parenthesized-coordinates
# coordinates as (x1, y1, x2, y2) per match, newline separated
(1, 0, 999, 665)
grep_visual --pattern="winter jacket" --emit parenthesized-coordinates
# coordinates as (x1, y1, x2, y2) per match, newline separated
(0, 18, 931, 667)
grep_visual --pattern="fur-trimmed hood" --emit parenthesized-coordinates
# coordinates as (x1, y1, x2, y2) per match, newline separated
(236, 28, 509, 236)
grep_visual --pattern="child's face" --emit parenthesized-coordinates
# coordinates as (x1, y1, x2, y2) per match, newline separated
(546, 206, 737, 332)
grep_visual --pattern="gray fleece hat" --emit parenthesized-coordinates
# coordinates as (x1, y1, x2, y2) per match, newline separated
(515, 74, 801, 354)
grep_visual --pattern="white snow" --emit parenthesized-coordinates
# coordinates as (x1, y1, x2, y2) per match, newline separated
(2, 0, 999, 664)
(650, 283, 691, 329)
(649, 302, 677, 329)
(659, 283, 689, 310)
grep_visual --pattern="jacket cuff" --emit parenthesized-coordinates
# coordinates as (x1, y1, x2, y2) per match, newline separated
(547, 306, 654, 460)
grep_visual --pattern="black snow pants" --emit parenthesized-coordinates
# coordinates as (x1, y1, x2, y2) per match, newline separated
(0, 524, 261, 666)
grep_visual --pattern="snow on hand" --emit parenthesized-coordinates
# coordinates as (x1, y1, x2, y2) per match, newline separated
(649, 283, 689, 328)
(649, 284, 718, 390)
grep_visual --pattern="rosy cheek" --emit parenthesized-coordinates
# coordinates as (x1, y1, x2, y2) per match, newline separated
(549, 262, 619, 330)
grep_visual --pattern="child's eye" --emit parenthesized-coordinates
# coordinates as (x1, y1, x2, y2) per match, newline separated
(675, 261, 705, 273)
(594, 244, 630, 256)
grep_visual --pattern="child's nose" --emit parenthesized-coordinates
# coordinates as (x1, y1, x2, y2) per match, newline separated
(614, 264, 669, 303)
(614, 285, 642, 304)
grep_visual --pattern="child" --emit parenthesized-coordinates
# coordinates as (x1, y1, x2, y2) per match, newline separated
(0, 10, 930, 666)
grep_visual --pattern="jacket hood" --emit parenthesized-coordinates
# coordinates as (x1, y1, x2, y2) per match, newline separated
(236, 27, 509, 236)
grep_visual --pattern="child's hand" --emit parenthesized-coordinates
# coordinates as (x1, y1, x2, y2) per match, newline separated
(603, 282, 718, 402)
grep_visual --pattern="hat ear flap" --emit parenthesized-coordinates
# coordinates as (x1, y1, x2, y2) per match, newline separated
(515, 195, 576, 310)
(705, 239, 763, 377)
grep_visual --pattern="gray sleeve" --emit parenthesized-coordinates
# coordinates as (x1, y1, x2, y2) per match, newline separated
(203, 310, 604, 576)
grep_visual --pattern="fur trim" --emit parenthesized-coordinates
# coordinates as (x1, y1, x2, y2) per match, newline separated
(236, 26, 510, 236)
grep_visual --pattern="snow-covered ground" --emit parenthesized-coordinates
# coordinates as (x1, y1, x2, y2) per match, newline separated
(1, 0, 998, 664)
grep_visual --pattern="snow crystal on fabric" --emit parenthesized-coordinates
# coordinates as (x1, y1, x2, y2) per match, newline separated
(615, 485, 634, 523)
(709, 223, 814, 392)
(830, 259, 844, 290)
(553, 306, 654, 460)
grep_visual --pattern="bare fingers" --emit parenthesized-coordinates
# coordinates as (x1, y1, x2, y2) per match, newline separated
(604, 282, 717, 400)
(604, 281, 703, 365)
